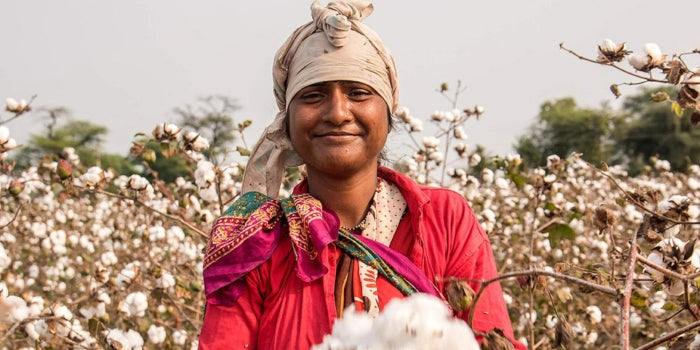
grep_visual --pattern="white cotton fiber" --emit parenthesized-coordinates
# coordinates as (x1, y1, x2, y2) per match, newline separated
(312, 293, 479, 350)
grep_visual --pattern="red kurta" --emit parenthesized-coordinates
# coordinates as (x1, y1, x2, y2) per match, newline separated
(199, 167, 524, 349)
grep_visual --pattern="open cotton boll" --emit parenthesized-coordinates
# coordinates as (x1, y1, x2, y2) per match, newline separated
(313, 293, 479, 350)
(313, 305, 374, 349)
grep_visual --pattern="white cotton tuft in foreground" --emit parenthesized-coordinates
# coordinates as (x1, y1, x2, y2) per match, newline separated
(312, 293, 479, 350)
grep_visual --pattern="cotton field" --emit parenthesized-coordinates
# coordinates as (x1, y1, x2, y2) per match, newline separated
(2, 111, 700, 349)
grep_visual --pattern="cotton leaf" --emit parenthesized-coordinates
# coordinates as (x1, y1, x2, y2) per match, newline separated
(546, 223, 576, 247)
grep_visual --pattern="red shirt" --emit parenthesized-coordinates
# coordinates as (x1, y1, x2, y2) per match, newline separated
(199, 167, 524, 349)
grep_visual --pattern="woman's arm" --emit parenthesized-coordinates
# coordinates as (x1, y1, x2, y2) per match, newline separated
(198, 270, 264, 349)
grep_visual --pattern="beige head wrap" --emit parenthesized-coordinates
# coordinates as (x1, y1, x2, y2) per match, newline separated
(241, 0, 400, 197)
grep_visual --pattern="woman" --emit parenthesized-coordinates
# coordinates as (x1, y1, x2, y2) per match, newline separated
(199, 1, 524, 349)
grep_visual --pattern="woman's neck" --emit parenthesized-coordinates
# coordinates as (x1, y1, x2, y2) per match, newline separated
(306, 166, 378, 228)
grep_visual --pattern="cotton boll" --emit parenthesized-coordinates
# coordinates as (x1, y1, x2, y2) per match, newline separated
(585, 331, 598, 345)
(422, 136, 439, 149)
(629, 312, 642, 328)
(0, 295, 29, 324)
(156, 271, 176, 289)
(585, 306, 602, 324)
(649, 300, 665, 317)
(126, 329, 145, 349)
(371, 294, 478, 349)
(313, 294, 479, 350)
(25, 320, 41, 340)
(147, 324, 166, 344)
(172, 330, 187, 345)
(120, 292, 148, 317)
(644, 43, 663, 62)
(313, 305, 373, 349)
(689, 333, 700, 350)
(105, 329, 130, 349)
(628, 54, 648, 70)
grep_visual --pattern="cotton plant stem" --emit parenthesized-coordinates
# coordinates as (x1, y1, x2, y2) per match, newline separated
(635, 320, 700, 350)
(580, 157, 700, 226)
(636, 254, 686, 281)
(559, 43, 669, 84)
(466, 269, 618, 326)
(620, 241, 638, 350)
(0, 203, 22, 229)
(527, 190, 545, 348)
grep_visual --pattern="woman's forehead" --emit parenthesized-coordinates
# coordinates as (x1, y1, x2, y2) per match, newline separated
(302, 80, 378, 90)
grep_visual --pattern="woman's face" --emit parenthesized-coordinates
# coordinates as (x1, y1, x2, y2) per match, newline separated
(288, 80, 389, 177)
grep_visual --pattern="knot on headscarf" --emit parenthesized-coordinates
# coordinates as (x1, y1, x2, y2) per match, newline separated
(311, 0, 374, 47)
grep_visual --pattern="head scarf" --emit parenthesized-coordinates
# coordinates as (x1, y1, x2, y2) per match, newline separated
(241, 0, 400, 197)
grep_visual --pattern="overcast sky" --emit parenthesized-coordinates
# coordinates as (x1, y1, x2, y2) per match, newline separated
(2, 1, 698, 159)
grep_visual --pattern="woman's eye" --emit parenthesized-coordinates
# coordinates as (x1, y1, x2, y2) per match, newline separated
(349, 89, 372, 97)
(300, 91, 324, 101)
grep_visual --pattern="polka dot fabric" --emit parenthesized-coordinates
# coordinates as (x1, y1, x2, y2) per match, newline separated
(357, 177, 407, 317)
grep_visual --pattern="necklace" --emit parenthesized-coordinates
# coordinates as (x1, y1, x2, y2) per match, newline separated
(340, 215, 368, 232)
(339, 199, 374, 232)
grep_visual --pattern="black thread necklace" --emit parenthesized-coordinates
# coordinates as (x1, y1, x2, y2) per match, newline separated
(340, 200, 373, 232)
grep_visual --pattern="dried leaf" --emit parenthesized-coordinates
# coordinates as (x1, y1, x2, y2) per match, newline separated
(650, 91, 670, 103)
(691, 111, 700, 127)
(677, 84, 699, 109)
(554, 319, 574, 348)
(664, 60, 688, 84)
(481, 328, 515, 350)
(683, 238, 697, 261)
(610, 84, 621, 99)
(593, 206, 617, 233)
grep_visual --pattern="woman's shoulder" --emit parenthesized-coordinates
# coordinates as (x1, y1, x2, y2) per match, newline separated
(220, 191, 275, 219)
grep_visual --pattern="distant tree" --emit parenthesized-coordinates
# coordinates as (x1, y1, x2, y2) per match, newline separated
(514, 98, 622, 168)
(135, 141, 194, 183)
(174, 95, 240, 160)
(14, 107, 135, 174)
(615, 86, 700, 174)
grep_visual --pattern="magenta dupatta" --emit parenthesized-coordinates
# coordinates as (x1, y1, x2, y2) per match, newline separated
(203, 191, 441, 305)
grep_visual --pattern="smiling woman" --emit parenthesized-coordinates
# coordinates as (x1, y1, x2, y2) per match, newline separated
(198, 1, 524, 349)
(288, 81, 389, 182)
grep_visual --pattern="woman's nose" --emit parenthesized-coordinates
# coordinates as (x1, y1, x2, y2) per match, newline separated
(323, 86, 352, 124)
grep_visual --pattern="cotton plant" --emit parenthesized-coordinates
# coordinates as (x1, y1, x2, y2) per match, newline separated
(393, 81, 486, 187)
(562, 39, 700, 121)
(4, 96, 700, 349)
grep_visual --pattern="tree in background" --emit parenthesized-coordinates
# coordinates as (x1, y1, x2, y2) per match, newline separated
(514, 97, 622, 168)
(13, 107, 136, 174)
(615, 86, 700, 174)
(174, 95, 239, 161)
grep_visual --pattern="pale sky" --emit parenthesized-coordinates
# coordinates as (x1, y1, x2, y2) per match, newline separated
(2, 1, 698, 159)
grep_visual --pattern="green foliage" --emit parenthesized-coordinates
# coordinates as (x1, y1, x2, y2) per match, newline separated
(141, 141, 194, 183)
(546, 222, 576, 248)
(13, 118, 136, 174)
(616, 86, 700, 174)
(515, 98, 620, 168)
